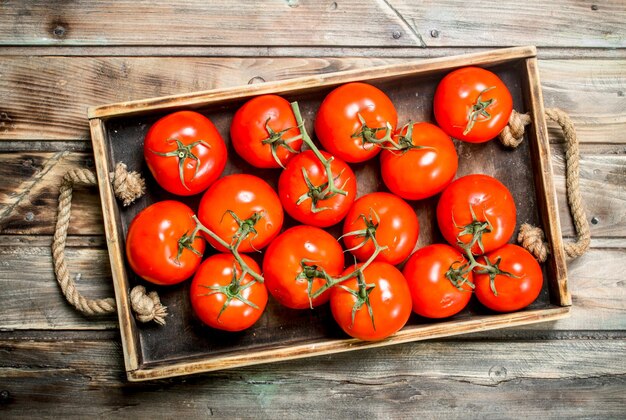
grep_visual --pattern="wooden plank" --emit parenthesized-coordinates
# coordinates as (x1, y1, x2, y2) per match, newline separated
(0, 337, 624, 417)
(522, 57, 569, 306)
(0, 234, 623, 332)
(0, 46, 625, 59)
(90, 117, 139, 371)
(89, 46, 536, 118)
(539, 59, 626, 146)
(0, 241, 117, 330)
(2, 151, 623, 238)
(552, 153, 626, 238)
(0, 1, 623, 48)
(0, 57, 623, 142)
(0, 152, 103, 235)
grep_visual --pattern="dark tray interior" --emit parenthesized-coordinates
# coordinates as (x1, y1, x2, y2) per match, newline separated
(104, 59, 552, 368)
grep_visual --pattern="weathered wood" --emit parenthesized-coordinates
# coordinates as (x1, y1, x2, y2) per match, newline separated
(552, 153, 626, 238)
(0, 1, 623, 48)
(91, 49, 583, 381)
(0, 337, 624, 417)
(2, 151, 623, 238)
(2, 238, 622, 332)
(0, 240, 116, 330)
(1, 46, 626, 59)
(0, 152, 103, 235)
(0, 57, 624, 142)
(90, 117, 139, 372)
(89, 46, 538, 119)
(522, 57, 569, 306)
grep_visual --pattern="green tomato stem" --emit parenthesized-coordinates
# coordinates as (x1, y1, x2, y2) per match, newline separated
(190, 215, 265, 284)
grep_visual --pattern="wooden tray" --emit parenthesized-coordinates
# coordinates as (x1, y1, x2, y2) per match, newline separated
(88, 46, 570, 382)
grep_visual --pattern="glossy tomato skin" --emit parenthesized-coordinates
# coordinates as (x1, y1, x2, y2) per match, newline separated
(190, 253, 267, 332)
(144, 110, 227, 196)
(315, 82, 398, 163)
(126, 201, 206, 286)
(380, 122, 458, 200)
(343, 192, 419, 265)
(437, 174, 516, 255)
(198, 174, 284, 253)
(330, 262, 412, 341)
(403, 244, 473, 319)
(434, 67, 513, 143)
(474, 244, 543, 313)
(230, 95, 302, 168)
(263, 225, 344, 309)
(278, 150, 357, 227)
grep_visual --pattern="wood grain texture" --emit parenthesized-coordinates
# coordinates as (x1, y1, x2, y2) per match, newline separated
(1, 337, 624, 417)
(0, 238, 623, 332)
(522, 57, 569, 306)
(0, 152, 103, 235)
(0, 239, 116, 330)
(2, 151, 623, 238)
(553, 153, 626, 238)
(0, 1, 623, 48)
(0, 57, 624, 142)
(0, 0, 623, 413)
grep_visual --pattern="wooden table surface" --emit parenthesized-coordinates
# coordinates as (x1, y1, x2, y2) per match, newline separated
(1, 1, 624, 418)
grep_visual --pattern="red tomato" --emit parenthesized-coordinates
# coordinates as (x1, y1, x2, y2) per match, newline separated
(434, 67, 513, 143)
(126, 200, 205, 286)
(437, 174, 516, 255)
(190, 253, 267, 331)
(474, 244, 543, 313)
(198, 174, 284, 253)
(263, 225, 344, 309)
(315, 82, 398, 163)
(380, 122, 458, 200)
(278, 150, 357, 227)
(230, 95, 302, 168)
(342, 192, 419, 265)
(330, 262, 412, 341)
(144, 110, 227, 195)
(402, 244, 473, 319)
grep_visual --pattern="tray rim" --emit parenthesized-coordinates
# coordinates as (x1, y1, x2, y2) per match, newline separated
(88, 46, 537, 120)
(88, 45, 570, 382)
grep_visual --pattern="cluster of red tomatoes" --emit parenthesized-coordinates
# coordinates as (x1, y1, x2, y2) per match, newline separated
(125, 66, 544, 341)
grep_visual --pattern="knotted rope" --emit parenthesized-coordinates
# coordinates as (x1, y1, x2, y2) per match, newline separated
(51, 162, 167, 325)
(499, 108, 591, 262)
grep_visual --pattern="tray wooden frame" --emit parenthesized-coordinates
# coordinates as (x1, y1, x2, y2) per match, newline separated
(88, 46, 570, 382)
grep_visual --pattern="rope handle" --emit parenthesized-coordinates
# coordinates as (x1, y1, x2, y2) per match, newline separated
(499, 108, 591, 262)
(51, 163, 167, 325)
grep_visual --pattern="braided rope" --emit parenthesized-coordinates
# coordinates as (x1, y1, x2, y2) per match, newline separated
(500, 109, 590, 261)
(51, 163, 166, 324)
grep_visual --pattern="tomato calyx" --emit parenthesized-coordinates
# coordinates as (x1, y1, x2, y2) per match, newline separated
(472, 255, 518, 296)
(337, 272, 377, 330)
(340, 209, 380, 253)
(290, 101, 351, 212)
(381, 122, 433, 154)
(443, 249, 518, 294)
(197, 262, 260, 320)
(310, 230, 388, 300)
(149, 137, 210, 191)
(351, 113, 393, 150)
(191, 214, 265, 284)
(297, 259, 335, 309)
(444, 259, 475, 291)
(261, 118, 302, 168)
(463, 86, 496, 136)
(224, 210, 263, 250)
(175, 230, 203, 263)
(455, 204, 493, 255)
(296, 166, 350, 213)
